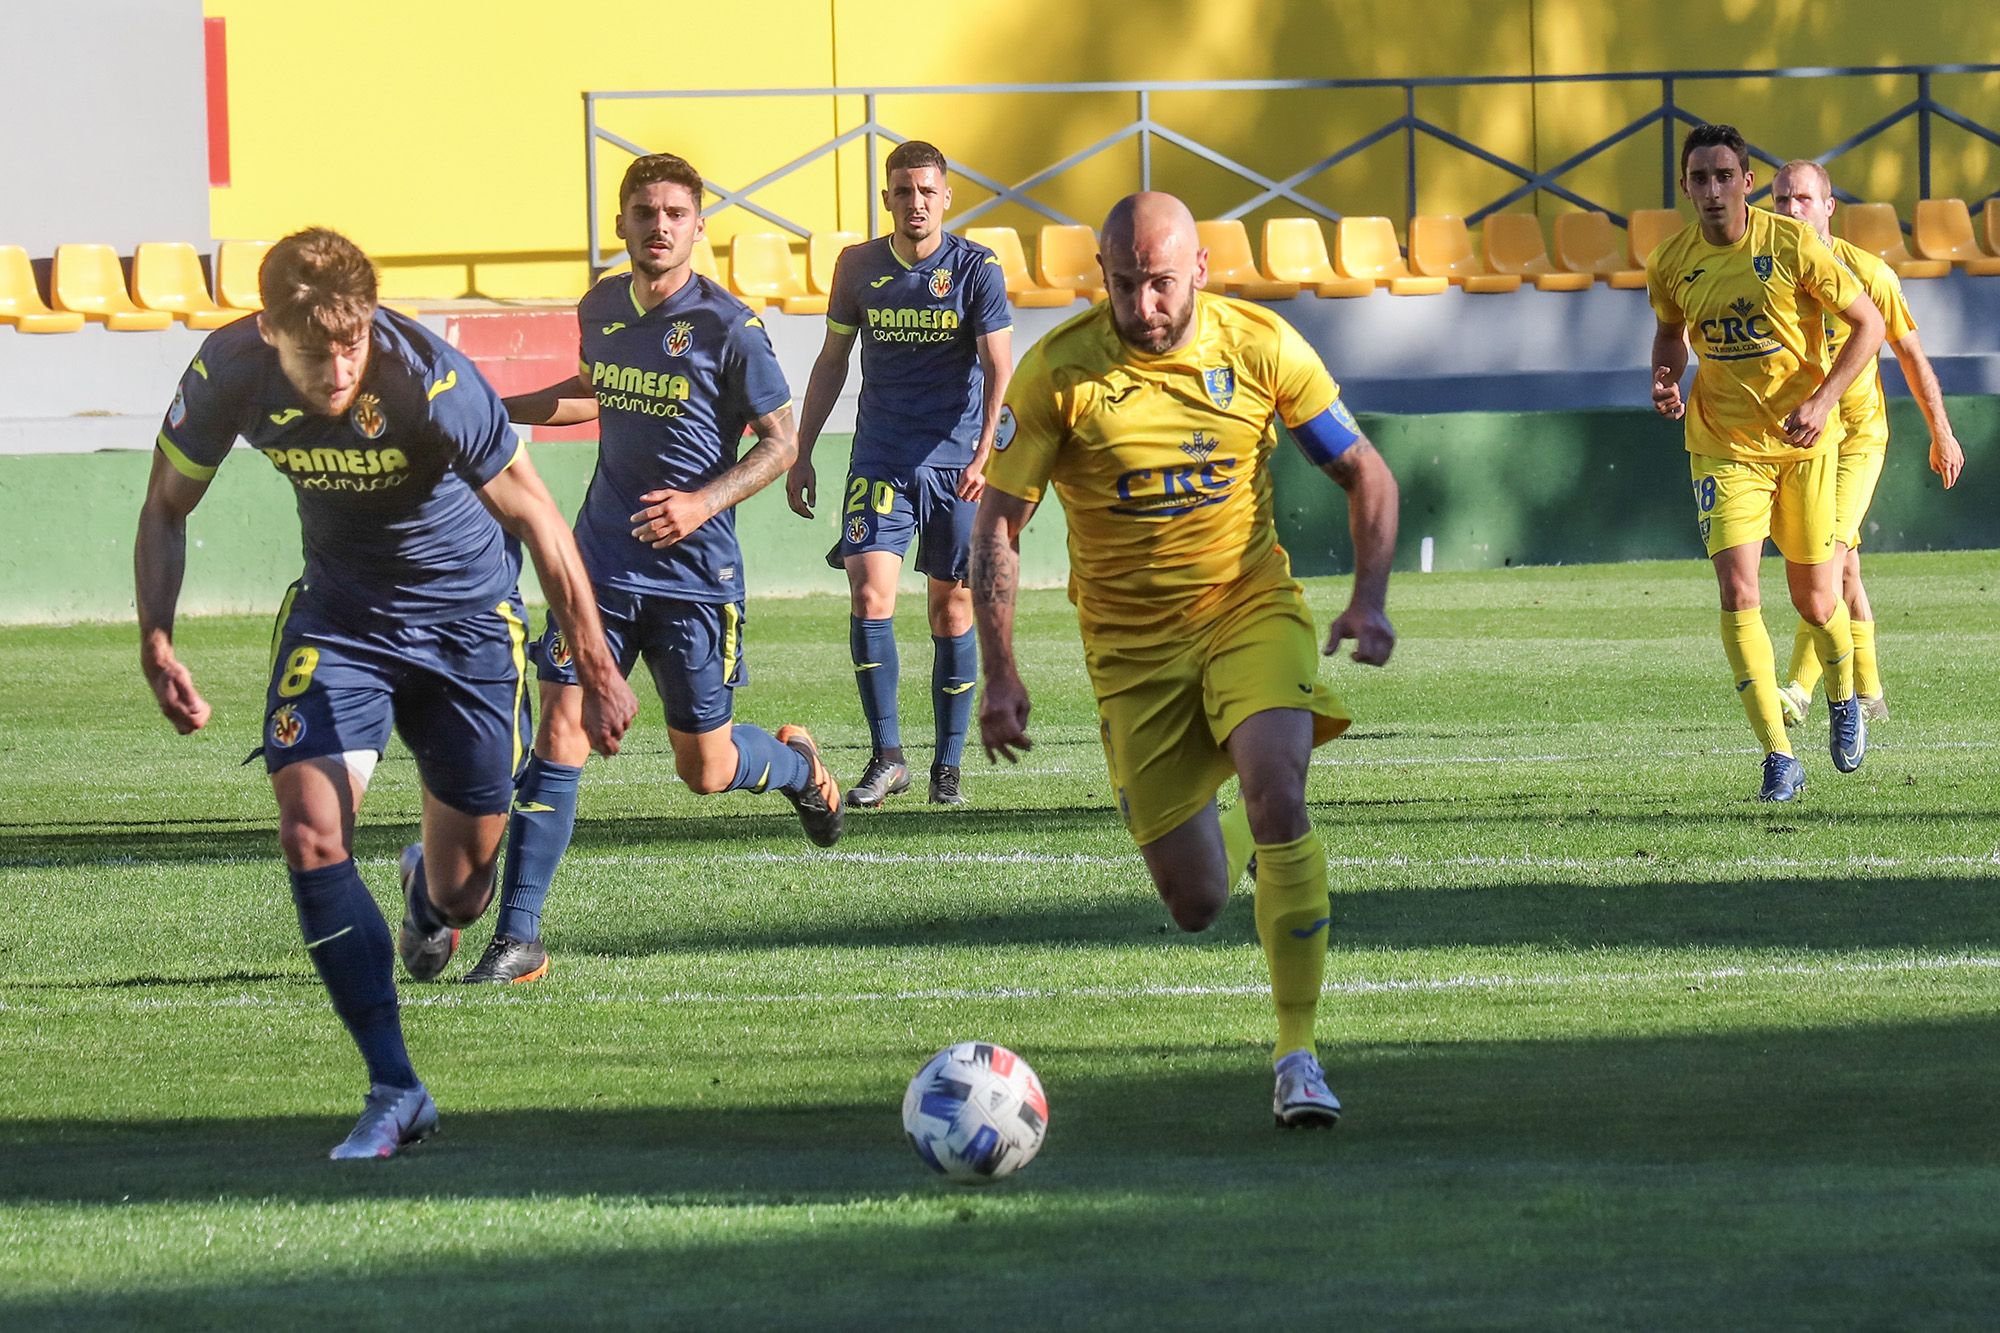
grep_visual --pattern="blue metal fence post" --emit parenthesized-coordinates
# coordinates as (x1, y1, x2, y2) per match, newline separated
(1661, 77, 1676, 206)
(1405, 83, 1418, 223)
(1918, 71, 1932, 200)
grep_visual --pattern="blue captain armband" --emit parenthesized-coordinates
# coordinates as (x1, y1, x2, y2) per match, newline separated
(1292, 400, 1363, 465)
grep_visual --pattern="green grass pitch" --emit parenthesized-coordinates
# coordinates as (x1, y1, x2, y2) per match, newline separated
(3, 551, 1997, 1327)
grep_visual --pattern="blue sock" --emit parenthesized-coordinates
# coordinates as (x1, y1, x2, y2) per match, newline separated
(290, 859, 418, 1089)
(932, 629, 976, 768)
(725, 723, 812, 794)
(850, 615, 901, 751)
(495, 755, 582, 943)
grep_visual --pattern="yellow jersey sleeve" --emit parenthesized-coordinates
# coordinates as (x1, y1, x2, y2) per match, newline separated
(1271, 315, 1341, 428)
(987, 342, 1064, 505)
(1646, 229, 1692, 325)
(1795, 224, 1867, 321)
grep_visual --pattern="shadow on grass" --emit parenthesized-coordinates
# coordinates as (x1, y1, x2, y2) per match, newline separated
(4, 1015, 1998, 1325)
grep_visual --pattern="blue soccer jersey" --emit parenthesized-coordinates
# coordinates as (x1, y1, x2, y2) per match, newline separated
(826, 233, 1012, 471)
(574, 273, 792, 602)
(156, 309, 524, 627)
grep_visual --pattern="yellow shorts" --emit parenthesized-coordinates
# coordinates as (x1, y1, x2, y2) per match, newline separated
(1084, 583, 1350, 847)
(1690, 448, 1838, 564)
(1832, 444, 1887, 551)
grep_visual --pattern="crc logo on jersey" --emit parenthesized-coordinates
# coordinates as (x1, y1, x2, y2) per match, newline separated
(1700, 296, 1773, 352)
(168, 386, 188, 429)
(993, 404, 1017, 452)
(847, 515, 868, 544)
(928, 267, 952, 299)
(349, 393, 387, 440)
(268, 705, 306, 749)
(1181, 430, 1219, 463)
(1753, 255, 1774, 281)
(546, 630, 573, 669)
(664, 320, 694, 358)
(1111, 455, 1237, 516)
(1203, 367, 1235, 409)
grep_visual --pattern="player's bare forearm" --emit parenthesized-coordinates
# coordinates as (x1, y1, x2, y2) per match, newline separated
(1802, 294, 1885, 421)
(703, 405, 798, 515)
(1651, 323, 1689, 419)
(970, 502, 1036, 763)
(973, 330, 1014, 454)
(504, 375, 600, 428)
(795, 338, 854, 459)
(1891, 332, 1964, 488)
(1319, 438, 1399, 665)
(133, 452, 213, 732)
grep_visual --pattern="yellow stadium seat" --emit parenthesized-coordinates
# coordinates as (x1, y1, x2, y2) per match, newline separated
(1331, 217, 1448, 295)
(1481, 214, 1593, 291)
(1259, 218, 1374, 297)
(133, 242, 239, 329)
(1036, 224, 1106, 302)
(961, 227, 1075, 308)
(0, 245, 85, 332)
(1194, 219, 1300, 299)
(52, 245, 173, 330)
(1911, 199, 2000, 275)
(1553, 212, 1647, 288)
(1626, 208, 1685, 268)
(1984, 199, 2000, 257)
(214, 239, 273, 310)
(728, 232, 827, 314)
(1837, 203, 1949, 279)
(690, 235, 723, 284)
(1406, 216, 1521, 293)
(807, 230, 861, 296)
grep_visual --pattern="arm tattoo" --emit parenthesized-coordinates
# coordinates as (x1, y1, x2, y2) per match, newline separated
(1320, 437, 1379, 491)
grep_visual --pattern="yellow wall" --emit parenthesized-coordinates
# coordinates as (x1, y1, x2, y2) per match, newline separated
(205, 0, 2000, 298)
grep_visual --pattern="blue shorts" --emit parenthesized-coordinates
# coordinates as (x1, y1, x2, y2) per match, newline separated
(261, 584, 532, 815)
(826, 463, 972, 583)
(532, 587, 744, 734)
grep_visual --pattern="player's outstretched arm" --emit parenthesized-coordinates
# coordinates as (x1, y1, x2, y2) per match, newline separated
(959, 329, 1016, 503)
(788, 329, 857, 518)
(480, 453, 638, 755)
(1784, 293, 1884, 446)
(134, 450, 214, 734)
(1887, 330, 1965, 489)
(1319, 437, 1399, 666)
(632, 404, 798, 549)
(1651, 320, 1689, 421)
(970, 488, 1038, 762)
(503, 375, 600, 428)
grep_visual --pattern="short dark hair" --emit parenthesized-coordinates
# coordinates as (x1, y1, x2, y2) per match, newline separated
(1681, 123, 1751, 176)
(620, 153, 703, 209)
(259, 227, 376, 345)
(885, 140, 947, 176)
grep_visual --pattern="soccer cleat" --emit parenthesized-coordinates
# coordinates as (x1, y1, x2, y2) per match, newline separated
(844, 753, 911, 809)
(1272, 1050, 1342, 1129)
(461, 934, 549, 985)
(1778, 681, 1811, 728)
(1859, 693, 1889, 722)
(928, 762, 965, 805)
(1758, 751, 1806, 802)
(1828, 696, 1867, 773)
(776, 725, 844, 848)
(396, 843, 459, 982)
(328, 1082, 438, 1161)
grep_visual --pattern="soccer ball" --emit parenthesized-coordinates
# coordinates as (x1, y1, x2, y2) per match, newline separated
(901, 1042, 1049, 1183)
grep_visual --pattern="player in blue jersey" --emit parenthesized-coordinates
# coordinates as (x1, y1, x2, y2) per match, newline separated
(470, 152, 844, 985)
(786, 140, 1014, 808)
(134, 228, 638, 1158)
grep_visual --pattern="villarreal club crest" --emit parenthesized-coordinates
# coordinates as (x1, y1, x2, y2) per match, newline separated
(349, 392, 387, 440)
(928, 267, 953, 299)
(664, 321, 694, 358)
(269, 704, 306, 749)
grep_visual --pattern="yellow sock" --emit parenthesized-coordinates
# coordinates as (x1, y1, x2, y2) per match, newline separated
(1219, 801, 1254, 886)
(1787, 619, 1822, 697)
(1720, 609, 1789, 755)
(1252, 829, 1329, 1061)
(1807, 601, 1855, 702)
(1852, 618, 1881, 699)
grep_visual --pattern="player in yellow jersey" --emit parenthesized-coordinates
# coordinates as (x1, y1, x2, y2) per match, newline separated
(970, 192, 1399, 1128)
(1647, 124, 1885, 802)
(1767, 159, 1966, 726)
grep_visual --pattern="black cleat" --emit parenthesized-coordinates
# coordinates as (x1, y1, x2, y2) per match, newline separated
(845, 753, 911, 809)
(777, 725, 844, 848)
(461, 934, 549, 985)
(396, 843, 459, 982)
(927, 763, 965, 805)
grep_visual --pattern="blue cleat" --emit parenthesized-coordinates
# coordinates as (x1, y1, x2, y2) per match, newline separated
(1758, 752, 1806, 802)
(329, 1082, 438, 1160)
(1273, 1050, 1341, 1128)
(1828, 696, 1867, 773)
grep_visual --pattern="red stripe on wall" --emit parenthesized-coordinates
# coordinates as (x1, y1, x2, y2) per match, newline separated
(204, 18, 230, 187)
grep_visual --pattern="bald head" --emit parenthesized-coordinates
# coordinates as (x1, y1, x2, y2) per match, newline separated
(1771, 159, 1836, 240)
(1098, 192, 1207, 355)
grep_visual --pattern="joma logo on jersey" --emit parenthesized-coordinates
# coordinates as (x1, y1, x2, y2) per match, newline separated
(589, 362, 692, 400)
(664, 321, 694, 357)
(928, 268, 952, 298)
(866, 307, 959, 330)
(1111, 458, 1236, 515)
(259, 446, 411, 476)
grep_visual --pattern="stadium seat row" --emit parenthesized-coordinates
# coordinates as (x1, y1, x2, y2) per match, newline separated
(0, 240, 273, 333)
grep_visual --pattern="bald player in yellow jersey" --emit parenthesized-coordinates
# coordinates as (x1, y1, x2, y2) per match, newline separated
(970, 191, 1399, 1128)
(1648, 124, 1884, 802)
(1767, 159, 1966, 725)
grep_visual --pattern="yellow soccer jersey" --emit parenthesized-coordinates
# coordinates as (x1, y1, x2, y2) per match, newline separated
(988, 293, 1341, 647)
(1648, 207, 1866, 463)
(1826, 235, 1916, 455)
